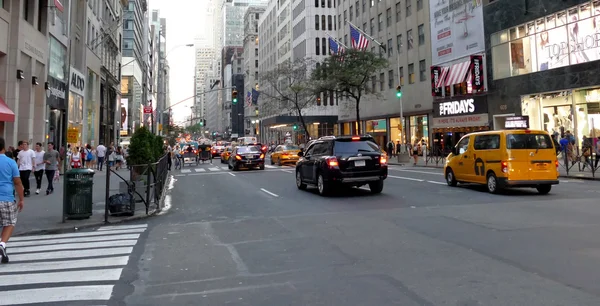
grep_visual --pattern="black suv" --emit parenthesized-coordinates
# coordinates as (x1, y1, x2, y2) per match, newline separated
(295, 135, 388, 195)
(229, 145, 266, 171)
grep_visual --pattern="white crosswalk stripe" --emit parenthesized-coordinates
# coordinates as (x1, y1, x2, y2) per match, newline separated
(208, 167, 220, 171)
(0, 224, 147, 305)
(265, 165, 277, 169)
(175, 164, 293, 175)
(194, 168, 206, 172)
(181, 169, 191, 173)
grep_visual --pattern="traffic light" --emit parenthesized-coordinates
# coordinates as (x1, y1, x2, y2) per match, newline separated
(232, 90, 238, 104)
(199, 120, 204, 126)
(396, 85, 402, 98)
(293, 125, 298, 130)
(203, 119, 206, 126)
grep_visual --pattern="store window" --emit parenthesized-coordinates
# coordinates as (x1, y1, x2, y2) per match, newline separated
(491, 1, 600, 80)
(409, 115, 428, 145)
(389, 117, 407, 143)
(49, 37, 67, 81)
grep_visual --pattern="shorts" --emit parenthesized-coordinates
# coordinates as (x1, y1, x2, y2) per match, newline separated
(0, 201, 18, 226)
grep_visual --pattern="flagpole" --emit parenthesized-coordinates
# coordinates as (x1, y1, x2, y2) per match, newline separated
(347, 21, 386, 52)
(326, 32, 348, 49)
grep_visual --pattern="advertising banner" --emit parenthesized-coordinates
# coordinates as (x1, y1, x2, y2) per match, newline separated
(470, 55, 484, 91)
(431, 66, 442, 96)
(430, 0, 485, 65)
(120, 98, 128, 135)
(433, 96, 488, 118)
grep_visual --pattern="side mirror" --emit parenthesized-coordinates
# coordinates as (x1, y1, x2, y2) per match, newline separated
(451, 147, 458, 155)
(297, 151, 304, 157)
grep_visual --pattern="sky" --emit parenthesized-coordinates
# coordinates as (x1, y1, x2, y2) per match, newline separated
(149, 0, 207, 125)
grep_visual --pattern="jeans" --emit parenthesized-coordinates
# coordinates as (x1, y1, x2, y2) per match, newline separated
(34, 169, 44, 189)
(20, 170, 31, 194)
(45, 170, 55, 192)
(97, 156, 105, 170)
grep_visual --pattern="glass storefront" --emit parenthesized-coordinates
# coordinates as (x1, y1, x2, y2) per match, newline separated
(491, 1, 600, 80)
(522, 88, 600, 145)
(306, 122, 337, 138)
(68, 93, 84, 146)
(409, 115, 429, 145)
(389, 117, 407, 143)
(341, 122, 359, 135)
(86, 70, 97, 145)
(365, 119, 387, 148)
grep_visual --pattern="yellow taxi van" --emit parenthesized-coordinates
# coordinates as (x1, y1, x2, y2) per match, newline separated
(444, 129, 559, 194)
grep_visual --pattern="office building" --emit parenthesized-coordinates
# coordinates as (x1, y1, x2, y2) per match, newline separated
(242, 6, 264, 136)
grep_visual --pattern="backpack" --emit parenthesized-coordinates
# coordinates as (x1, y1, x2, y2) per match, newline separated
(86, 149, 93, 161)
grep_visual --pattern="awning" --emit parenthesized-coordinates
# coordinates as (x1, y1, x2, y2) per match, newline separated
(435, 67, 449, 88)
(0, 97, 15, 122)
(445, 60, 471, 87)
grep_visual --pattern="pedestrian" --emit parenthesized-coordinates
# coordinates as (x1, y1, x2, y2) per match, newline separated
(16, 141, 35, 197)
(85, 144, 93, 168)
(96, 142, 106, 171)
(0, 136, 25, 264)
(33, 142, 45, 195)
(13, 141, 22, 163)
(43, 142, 60, 195)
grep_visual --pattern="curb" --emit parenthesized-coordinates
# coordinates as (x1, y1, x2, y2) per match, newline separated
(13, 171, 174, 237)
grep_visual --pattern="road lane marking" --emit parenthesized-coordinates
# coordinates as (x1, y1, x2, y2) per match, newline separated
(209, 167, 220, 171)
(194, 168, 206, 172)
(0, 285, 115, 305)
(281, 170, 293, 173)
(265, 165, 277, 168)
(260, 188, 279, 197)
(427, 180, 446, 185)
(229, 173, 236, 177)
(392, 169, 443, 176)
(388, 175, 424, 182)
(181, 169, 191, 173)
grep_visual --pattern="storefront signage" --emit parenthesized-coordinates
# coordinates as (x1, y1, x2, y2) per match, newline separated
(504, 116, 529, 129)
(431, 66, 442, 96)
(429, 0, 485, 65)
(46, 76, 66, 110)
(434, 96, 488, 118)
(470, 55, 484, 91)
(432, 114, 490, 128)
(69, 67, 86, 97)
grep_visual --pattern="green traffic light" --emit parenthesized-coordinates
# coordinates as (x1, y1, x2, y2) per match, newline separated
(293, 125, 297, 130)
(396, 92, 402, 98)
(232, 98, 237, 104)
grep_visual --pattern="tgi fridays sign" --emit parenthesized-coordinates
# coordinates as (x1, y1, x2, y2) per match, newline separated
(431, 66, 442, 96)
(434, 96, 488, 118)
(432, 114, 490, 128)
(470, 55, 484, 91)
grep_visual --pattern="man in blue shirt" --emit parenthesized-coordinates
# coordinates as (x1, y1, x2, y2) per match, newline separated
(0, 137, 25, 263)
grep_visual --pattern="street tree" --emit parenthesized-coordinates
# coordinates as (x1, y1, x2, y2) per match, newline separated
(185, 123, 202, 135)
(259, 58, 318, 138)
(312, 49, 389, 134)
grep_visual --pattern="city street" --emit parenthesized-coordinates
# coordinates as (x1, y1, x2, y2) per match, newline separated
(2, 158, 600, 305)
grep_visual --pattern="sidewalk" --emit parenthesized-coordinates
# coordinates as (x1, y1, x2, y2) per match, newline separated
(388, 156, 600, 181)
(14, 168, 155, 236)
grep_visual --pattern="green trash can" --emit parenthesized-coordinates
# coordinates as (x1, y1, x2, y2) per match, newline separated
(63, 168, 95, 220)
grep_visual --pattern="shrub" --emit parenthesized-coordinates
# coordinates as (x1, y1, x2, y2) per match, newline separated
(127, 127, 164, 166)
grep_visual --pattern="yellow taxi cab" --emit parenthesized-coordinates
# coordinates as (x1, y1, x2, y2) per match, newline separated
(270, 144, 301, 166)
(220, 146, 233, 163)
(444, 129, 559, 194)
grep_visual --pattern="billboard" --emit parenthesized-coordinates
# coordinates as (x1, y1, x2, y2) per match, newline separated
(120, 98, 128, 135)
(430, 0, 485, 65)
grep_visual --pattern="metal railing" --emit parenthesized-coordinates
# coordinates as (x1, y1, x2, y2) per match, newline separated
(558, 147, 598, 178)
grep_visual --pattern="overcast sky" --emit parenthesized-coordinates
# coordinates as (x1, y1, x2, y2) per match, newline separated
(149, 0, 207, 124)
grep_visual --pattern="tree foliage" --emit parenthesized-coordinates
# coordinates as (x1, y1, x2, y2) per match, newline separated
(259, 59, 318, 138)
(312, 49, 389, 134)
(127, 126, 164, 166)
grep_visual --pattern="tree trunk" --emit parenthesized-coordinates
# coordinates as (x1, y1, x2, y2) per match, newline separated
(355, 95, 361, 135)
(296, 104, 311, 139)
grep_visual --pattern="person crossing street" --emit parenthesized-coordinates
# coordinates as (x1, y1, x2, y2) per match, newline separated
(0, 137, 25, 264)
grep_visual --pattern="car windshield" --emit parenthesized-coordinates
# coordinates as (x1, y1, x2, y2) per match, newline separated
(333, 140, 379, 154)
(283, 145, 299, 150)
(237, 146, 260, 153)
(506, 134, 554, 149)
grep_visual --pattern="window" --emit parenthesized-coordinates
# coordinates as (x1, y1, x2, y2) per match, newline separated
(315, 0, 318, 7)
(395, 2, 401, 22)
(349, 6, 353, 21)
(24, 0, 34, 24)
(125, 20, 133, 30)
(370, 18, 374, 35)
(322, 15, 326, 31)
(456, 136, 470, 154)
(378, 14, 382, 31)
(407, 29, 413, 49)
(370, 0, 374, 7)
(255, 60, 258, 68)
(386, 8, 392, 27)
(328, 0, 331, 7)
(338, 14, 341, 29)
(362, 0, 366, 12)
(315, 15, 319, 30)
(379, 73, 385, 91)
(344, 34, 348, 46)
(419, 59, 426, 82)
(406, 0, 411, 17)
(356, 1, 359, 17)
(1, 0, 4, 10)
(417, 0, 423, 10)
(255, 48, 258, 56)
(408, 63, 414, 84)
(316, 38, 320, 55)
(387, 38, 393, 57)
(418, 24, 424, 45)
(343, 10, 347, 23)
(371, 75, 377, 92)
(397, 34, 402, 53)
(474, 135, 501, 150)
(399, 66, 404, 85)
(388, 69, 394, 88)
(506, 134, 553, 150)
(322, 37, 327, 55)
(328, 15, 332, 30)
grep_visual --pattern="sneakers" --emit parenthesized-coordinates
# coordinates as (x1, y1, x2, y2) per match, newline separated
(36, 189, 40, 194)
(0, 245, 8, 263)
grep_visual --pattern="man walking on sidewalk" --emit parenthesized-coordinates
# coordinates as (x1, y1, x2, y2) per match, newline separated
(43, 142, 60, 195)
(96, 143, 106, 171)
(0, 137, 25, 263)
(33, 142, 45, 195)
(16, 141, 35, 197)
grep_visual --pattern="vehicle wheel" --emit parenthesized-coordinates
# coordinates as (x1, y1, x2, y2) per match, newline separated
(296, 171, 307, 190)
(445, 169, 457, 187)
(228, 163, 232, 169)
(317, 173, 331, 196)
(259, 165, 265, 170)
(277, 159, 283, 166)
(486, 172, 500, 194)
(368, 180, 384, 194)
(536, 184, 552, 195)
(270, 157, 275, 165)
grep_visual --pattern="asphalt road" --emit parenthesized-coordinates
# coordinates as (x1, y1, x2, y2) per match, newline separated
(108, 157, 600, 306)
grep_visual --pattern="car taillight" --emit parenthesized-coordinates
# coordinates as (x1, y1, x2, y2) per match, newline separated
(235, 154, 242, 160)
(501, 161, 508, 173)
(555, 160, 559, 168)
(351, 136, 360, 140)
(262, 146, 267, 151)
(260, 154, 265, 159)
(282, 152, 288, 156)
(212, 150, 216, 153)
(380, 155, 387, 164)
(326, 157, 339, 168)
(194, 150, 197, 154)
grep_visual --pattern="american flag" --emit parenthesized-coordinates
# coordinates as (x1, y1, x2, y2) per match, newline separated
(246, 91, 252, 106)
(350, 24, 369, 50)
(329, 37, 344, 55)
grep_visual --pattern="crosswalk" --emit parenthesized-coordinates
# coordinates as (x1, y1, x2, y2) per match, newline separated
(0, 224, 147, 305)
(179, 164, 283, 173)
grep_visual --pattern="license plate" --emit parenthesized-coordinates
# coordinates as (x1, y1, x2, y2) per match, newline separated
(354, 160, 366, 167)
(536, 163, 547, 169)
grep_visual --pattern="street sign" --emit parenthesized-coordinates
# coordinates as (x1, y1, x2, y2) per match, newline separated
(66, 128, 79, 143)
(144, 106, 152, 114)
